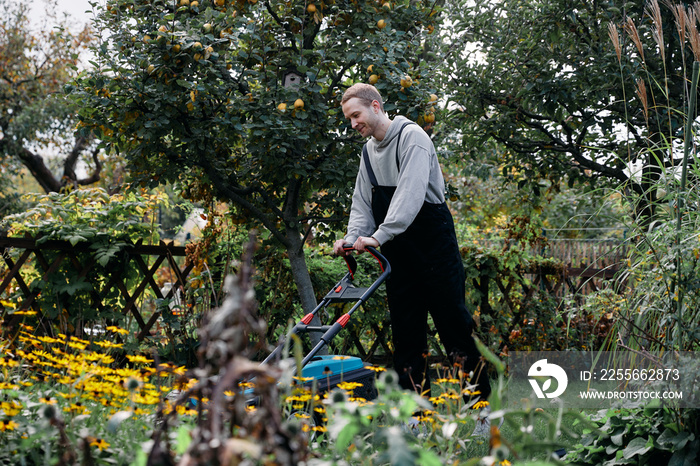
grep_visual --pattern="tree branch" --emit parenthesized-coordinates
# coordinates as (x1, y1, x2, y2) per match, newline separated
(16, 146, 61, 193)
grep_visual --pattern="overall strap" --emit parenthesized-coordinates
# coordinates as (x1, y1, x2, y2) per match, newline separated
(361, 121, 415, 188)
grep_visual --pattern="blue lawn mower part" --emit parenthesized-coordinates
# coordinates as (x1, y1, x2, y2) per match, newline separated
(259, 245, 390, 400)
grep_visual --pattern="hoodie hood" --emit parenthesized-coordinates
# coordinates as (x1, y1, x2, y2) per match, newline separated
(373, 116, 411, 148)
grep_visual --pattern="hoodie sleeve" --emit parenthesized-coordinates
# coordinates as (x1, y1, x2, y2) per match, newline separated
(344, 154, 376, 245)
(371, 129, 432, 245)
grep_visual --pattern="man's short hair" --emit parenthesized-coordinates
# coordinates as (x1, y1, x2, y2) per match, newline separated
(341, 83, 384, 112)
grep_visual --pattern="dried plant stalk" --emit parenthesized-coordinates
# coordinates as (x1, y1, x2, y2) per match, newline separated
(666, 2, 686, 49)
(636, 78, 649, 125)
(609, 22, 622, 63)
(625, 17, 645, 63)
(690, 7, 700, 62)
(646, 0, 665, 64)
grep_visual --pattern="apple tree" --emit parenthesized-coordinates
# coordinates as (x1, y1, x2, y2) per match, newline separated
(71, 0, 442, 314)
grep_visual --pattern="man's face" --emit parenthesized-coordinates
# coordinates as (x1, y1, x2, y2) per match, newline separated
(342, 98, 381, 138)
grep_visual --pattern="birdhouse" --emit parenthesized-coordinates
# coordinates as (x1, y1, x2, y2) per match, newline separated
(283, 69, 304, 88)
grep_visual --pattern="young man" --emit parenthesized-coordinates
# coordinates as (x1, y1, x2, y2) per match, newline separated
(333, 84, 492, 431)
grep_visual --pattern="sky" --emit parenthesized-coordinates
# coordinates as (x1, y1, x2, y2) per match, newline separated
(30, 0, 96, 31)
(58, 0, 95, 22)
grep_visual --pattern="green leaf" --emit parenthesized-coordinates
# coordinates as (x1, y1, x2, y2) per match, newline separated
(174, 425, 193, 455)
(622, 437, 652, 459)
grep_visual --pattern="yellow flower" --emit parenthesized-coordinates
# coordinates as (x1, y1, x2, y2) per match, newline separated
(286, 394, 312, 403)
(63, 403, 90, 415)
(291, 376, 314, 383)
(1, 401, 23, 416)
(37, 336, 60, 344)
(106, 326, 129, 335)
(126, 355, 153, 365)
(436, 377, 460, 384)
(67, 341, 87, 351)
(11, 310, 36, 316)
(472, 400, 490, 410)
(175, 405, 197, 416)
(337, 381, 363, 391)
(93, 340, 124, 349)
(0, 299, 17, 309)
(89, 437, 110, 451)
(0, 420, 19, 432)
(366, 365, 386, 372)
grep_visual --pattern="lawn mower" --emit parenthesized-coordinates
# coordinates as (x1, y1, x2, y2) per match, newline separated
(258, 245, 391, 402)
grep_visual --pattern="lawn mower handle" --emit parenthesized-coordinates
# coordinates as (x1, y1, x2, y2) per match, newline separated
(261, 244, 391, 368)
(342, 244, 390, 274)
(298, 244, 391, 366)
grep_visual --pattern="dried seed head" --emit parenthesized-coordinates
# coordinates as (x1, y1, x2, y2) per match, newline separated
(625, 17, 645, 63)
(688, 8, 700, 62)
(609, 22, 622, 63)
(646, 0, 665, 63)
(669, 3, 687, 54)
(636, 78, 649, 125)
(43, 404, 58, 420)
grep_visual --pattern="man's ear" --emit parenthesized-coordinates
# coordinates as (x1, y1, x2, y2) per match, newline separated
(371, 99, 382, 114)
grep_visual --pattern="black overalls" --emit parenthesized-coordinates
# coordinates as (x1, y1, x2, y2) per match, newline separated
(362, 122, 491, 401)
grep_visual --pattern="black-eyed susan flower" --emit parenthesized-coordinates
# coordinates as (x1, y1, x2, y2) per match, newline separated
(1, 401, 22, 416)
(0, 420, 19, 432)
(93, 340, 124, 349)
(89, 437, 110, 451)
(366, 365, 386, 372)
(472, 400, 490, 410)
(126, 355, 153, 365)
(0, 358, 19, 367)
(106, 326, 129, 335)
(337, 381, 363, 392)
(63, 402, 90, 415)
(37, 336, 60, 344)
(436, 377, 460, 384)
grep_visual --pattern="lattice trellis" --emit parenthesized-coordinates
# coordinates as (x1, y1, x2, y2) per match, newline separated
(1, 235, 192, 340)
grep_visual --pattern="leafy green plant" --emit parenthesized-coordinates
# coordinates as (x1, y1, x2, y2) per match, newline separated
(1, 188, 166, 336)
(566, 405, 700, 465)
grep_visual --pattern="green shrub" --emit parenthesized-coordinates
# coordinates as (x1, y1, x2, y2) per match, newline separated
(1, 188, 166, 337)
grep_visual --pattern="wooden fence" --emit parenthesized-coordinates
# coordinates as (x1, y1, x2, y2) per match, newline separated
(2, 234, 627, 364)
(474, 238, 627, 297)
(0, 235, 192, 340)
(542, 238, 627, 297)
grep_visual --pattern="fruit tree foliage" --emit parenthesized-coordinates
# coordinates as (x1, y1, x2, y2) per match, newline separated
(71, 0, 441, 311)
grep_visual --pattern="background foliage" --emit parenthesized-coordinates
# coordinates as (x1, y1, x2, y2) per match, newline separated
(0, 0, 102, 194)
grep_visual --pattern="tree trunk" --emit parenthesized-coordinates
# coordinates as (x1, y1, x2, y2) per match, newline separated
(285, 230, 326, 353)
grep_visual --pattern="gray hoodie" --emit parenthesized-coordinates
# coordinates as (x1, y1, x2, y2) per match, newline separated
(345, 116, 446, 246)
